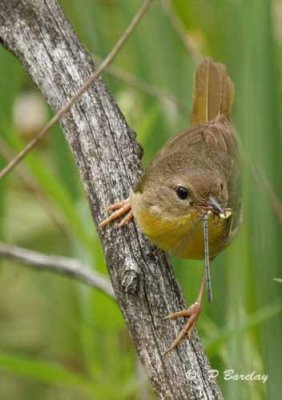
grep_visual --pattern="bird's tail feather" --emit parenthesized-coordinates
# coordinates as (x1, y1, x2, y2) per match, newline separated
(191, 57, 234, 125)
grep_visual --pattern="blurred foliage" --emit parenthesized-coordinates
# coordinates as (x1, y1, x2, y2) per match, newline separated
(0, 0, 281, 399)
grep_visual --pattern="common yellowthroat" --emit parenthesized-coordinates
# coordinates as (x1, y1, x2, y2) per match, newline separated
(100, 58, 241, 352)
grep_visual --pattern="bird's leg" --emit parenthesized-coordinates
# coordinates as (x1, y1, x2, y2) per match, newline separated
(164, 273, 206, 353)
(99, 197, 133, 228)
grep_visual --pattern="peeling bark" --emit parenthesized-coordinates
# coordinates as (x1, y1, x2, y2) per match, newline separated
(0, 1, 223, 398)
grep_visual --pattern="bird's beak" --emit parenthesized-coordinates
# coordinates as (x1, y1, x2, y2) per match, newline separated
(208, 195, 226, 218)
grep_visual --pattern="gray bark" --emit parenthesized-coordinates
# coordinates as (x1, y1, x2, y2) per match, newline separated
(0, 1, 223, 399)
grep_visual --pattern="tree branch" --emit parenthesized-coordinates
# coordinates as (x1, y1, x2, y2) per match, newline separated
(0, 1, 222, 398)
(0, 242, 115, 299)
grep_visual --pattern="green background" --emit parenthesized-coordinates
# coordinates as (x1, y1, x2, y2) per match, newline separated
(0, 0, 281, 399)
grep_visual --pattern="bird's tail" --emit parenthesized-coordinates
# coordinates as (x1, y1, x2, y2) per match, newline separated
(191, 57, 235, 125)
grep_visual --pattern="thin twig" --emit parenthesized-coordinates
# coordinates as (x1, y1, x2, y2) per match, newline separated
(0, 242, 115, 299)
(161, 0, 202, 65)
(0, 0, 153, 180)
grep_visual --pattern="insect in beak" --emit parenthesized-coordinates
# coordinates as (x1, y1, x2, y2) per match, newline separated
(202, 213, 213, 303)
(209, 195, 226, 218)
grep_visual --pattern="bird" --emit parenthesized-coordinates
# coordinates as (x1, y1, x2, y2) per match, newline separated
(99, 57, 241, 352)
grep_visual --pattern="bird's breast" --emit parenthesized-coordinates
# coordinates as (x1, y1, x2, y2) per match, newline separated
(131, 192, 233, 259)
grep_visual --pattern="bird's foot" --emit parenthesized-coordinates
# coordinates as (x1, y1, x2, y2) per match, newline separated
(99, 198, 133, 228)
(164, 301, 202, 353)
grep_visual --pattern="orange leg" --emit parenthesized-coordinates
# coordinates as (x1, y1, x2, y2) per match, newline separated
(99, 198, 134, 229)
(164, 274, 206, 353)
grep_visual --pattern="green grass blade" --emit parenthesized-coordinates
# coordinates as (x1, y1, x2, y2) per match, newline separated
(205, 302, 282, 356)
(0, 352, 93, 392)
(6, 133, 94, 251)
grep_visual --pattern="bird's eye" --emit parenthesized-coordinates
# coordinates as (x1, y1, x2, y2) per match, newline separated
(176, 186, 189, 200)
